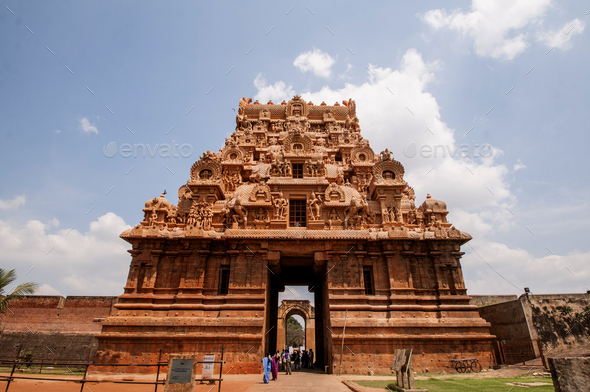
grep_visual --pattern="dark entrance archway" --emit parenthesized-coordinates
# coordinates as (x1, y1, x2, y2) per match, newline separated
(264, 259, 331, 369)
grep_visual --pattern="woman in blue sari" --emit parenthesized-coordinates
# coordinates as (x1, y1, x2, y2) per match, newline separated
(262, 353, 272, 383)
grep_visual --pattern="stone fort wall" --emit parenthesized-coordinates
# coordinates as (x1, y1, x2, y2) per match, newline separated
(0, 296, 117, 361)
(3, 293, 586, 366)
(476, 293, 590, 358)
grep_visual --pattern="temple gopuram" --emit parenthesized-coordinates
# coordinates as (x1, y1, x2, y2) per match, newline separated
(95, 96, 495, 374)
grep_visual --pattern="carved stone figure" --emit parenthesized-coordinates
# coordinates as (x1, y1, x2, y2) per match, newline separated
(272, 192, 288, 220)
(226, 193, 248, 226)
(307, 192, 323, 221)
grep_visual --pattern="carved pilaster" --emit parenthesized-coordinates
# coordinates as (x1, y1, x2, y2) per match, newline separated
(400, 249, 415, 295)
(382, 250, 396, 293)
(124, 249, 143, 293)
(177, 249, 195, 294)
(354, 251, 367, 291)
(141, 249, 163, 294)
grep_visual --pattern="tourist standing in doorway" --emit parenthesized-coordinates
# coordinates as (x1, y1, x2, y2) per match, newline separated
(284, 349, 292, 375)
(295, 349, 301, 369)
(302, 350, 309, 368)
(280, 349, 285, 371)
(262, 353, 271, 383)
(309, 349, 314, 369)
(271, 351, 279, 380)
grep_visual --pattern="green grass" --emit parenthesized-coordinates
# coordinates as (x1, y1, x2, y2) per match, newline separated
(352, 376, 553, 391)
(0, 366, 86, 376)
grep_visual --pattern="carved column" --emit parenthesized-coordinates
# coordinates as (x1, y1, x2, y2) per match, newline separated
(354, 251, 367, 293)
(451, 251, 467, 295)
(415, 252, 428, 293)
(400, 249, 415, 295)
(125, 249, 142, 294)
(430, 250, 450, 295)
(139, 249, 161, 295)
(177, 249, 195, 294)
(204, 251, 224, 295)
(226, 249, 239, 292)
(382, 250, 397, 294)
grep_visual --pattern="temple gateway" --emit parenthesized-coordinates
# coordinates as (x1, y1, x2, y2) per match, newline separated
(95, 96, 495, 374)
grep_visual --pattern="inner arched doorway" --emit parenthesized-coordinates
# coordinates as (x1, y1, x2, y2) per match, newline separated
(277, 300, 315, 354)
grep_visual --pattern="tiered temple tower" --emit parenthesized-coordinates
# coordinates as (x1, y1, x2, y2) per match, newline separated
(95, 96, 495, 374)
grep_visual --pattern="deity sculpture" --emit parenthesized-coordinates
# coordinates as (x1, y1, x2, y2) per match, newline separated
(272, 192, 288, 220)
(307, 192, 323, 221)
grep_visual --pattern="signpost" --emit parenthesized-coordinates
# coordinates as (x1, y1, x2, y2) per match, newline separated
(165, 355, 197, 392)
(202, 354, 215, 381)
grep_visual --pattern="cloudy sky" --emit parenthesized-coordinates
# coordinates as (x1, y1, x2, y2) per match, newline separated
(1, 1, 588, 298)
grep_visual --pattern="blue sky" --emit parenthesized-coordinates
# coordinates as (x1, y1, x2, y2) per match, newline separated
(1, 1, 588, 297)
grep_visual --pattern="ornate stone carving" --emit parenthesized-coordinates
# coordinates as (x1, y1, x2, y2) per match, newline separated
(222, 169, 242, 192)
(307, 191, 323, 221)
(373, 156, 405, 184)
(186, 199, 213, 230)
(304, 160, 326, 177)
(344, 194, 374, 230)
(283, 133, 313, 154)
(272, 192, 288, 220)
(324, 183, 345, 203)
(286, 95, 309, 118)
(250, 183, 272, 202)
(189, 157, 222, 182)
(221, 146, 245, 163)
(226, 192, 248, 226)
(350, 145, 375, 164)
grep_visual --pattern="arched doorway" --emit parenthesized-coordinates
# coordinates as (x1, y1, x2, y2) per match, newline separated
(277, 300, 315, 353)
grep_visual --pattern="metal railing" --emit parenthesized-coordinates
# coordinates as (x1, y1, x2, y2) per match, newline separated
(0, 345, 225, 392)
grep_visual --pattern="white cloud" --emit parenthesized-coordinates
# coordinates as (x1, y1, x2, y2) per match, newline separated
(54, 130, 61, 134)
(0, 195, 25, 210)
(0, 213, 131, 295)
(293, 49, 336, 78)
(36, 284, 61, 295)
(289, 49, 514, 232)
(537, 19, 585, 50)
(464, 240, 590, 295)
(423, 0, 552, 59)
(78, 116, 98, 135)
(514, 159, 526, 171)
(250, 47, 590, 295)
(253, 74, 296, 103)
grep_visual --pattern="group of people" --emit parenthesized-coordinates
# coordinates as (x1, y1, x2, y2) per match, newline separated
(262, 348, 315, 383)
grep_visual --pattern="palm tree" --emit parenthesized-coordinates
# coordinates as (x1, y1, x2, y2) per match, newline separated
(0, 269, 38, 313)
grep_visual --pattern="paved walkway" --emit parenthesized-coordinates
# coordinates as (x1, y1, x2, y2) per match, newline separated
(244, 370, 353, 391)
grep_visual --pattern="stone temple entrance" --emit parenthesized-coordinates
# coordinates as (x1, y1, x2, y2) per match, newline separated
(266, 263, 326, 367)
(277, 300, 315, 354)
(95, 95, 495, 374)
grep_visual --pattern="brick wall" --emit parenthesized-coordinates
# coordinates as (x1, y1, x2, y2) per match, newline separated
(0, 296, 117, 361)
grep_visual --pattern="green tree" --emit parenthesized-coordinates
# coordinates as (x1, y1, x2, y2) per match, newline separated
(286, 316, 304, 348)
(0, 269, 38, 313)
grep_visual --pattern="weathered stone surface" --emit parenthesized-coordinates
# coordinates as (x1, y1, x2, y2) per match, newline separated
(548, 356, 590, 392)
(0, 296, 117, 361)
(94, 96, 495, 374)
(477, 293, 590, 361)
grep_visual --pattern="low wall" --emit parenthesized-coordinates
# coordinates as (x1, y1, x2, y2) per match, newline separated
(527, 294, 590, 352)
(476, 293, 590, 360)
(469, 295, 517, 307)
(0, 296, 118, 361)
